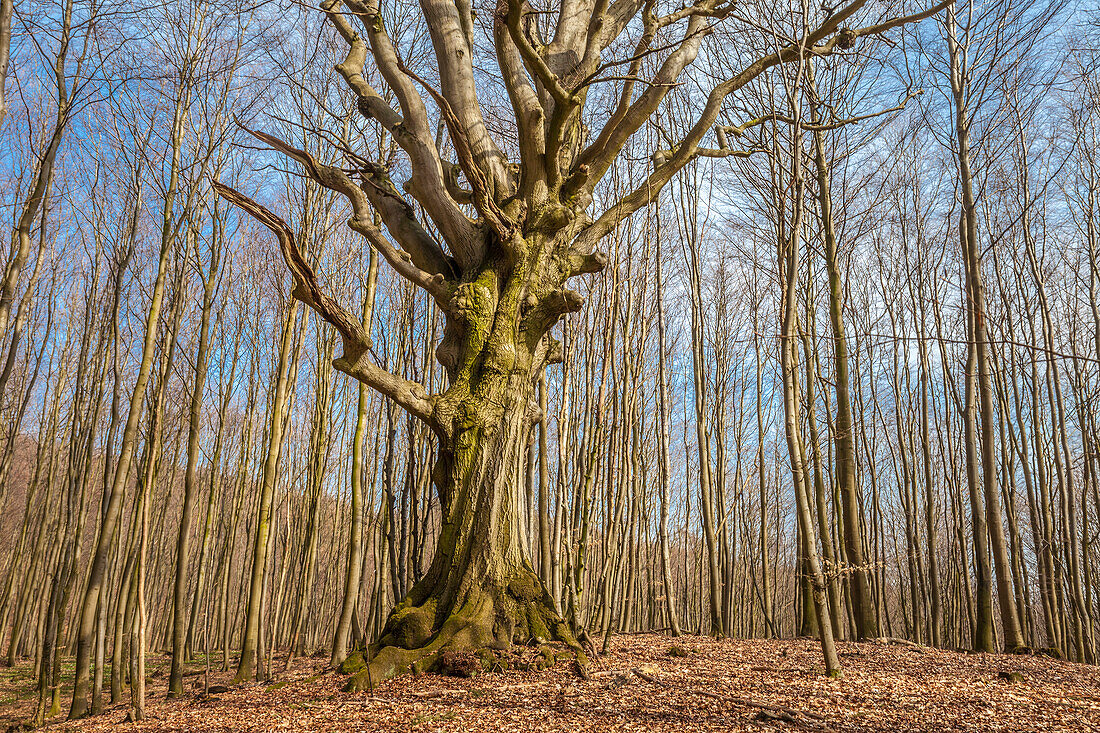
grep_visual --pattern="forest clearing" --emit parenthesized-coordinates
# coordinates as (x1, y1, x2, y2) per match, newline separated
(2, 0, 1100, 729)
(6, 635, 1100, 732)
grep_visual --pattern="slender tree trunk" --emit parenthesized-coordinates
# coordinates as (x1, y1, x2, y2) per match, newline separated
(776, 89, 840, 676)
(234, 300, 300, 682)
(808, 99, 877, 640)
(0, 0, 72, 349)
(0, 0, 11, 129)
(333, 249, 379, 666)
(752, 302, 777, 638)
(654, 215, 681, 637)
(169, 228, 221, 696)
(946, 4, 1024, 653)
(677, 167, 724, 637)
(800, 287, 843, 640)
(130, 475, 149, 721)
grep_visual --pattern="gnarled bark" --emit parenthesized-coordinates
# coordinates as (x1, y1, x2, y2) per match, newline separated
(348, 372, 584, 685)
(215, 0, 949, 682)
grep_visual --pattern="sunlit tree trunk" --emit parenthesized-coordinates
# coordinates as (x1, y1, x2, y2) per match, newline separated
(333, 248, 379, 666)
(654, 212, 681, 637)
(946, 1, 1025, 654)
(234, 299, 300, 682)
(776, 82, 840, 675)
(169, 225, 222, 695)
(807, 95, 878, 640)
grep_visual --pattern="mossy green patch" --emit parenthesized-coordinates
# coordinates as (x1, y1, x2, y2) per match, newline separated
(338, 651, 366, 675)
(391, 602, 436, 650)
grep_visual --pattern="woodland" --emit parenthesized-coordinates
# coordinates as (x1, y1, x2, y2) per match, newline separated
(0, 0, 1100, 730)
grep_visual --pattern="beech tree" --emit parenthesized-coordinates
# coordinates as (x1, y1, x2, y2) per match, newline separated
(215, 0, 948, 683)
(7, 3, 1100, 723)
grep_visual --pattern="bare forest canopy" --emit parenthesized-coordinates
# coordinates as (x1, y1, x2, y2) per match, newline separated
(0, 0, 1099, 727)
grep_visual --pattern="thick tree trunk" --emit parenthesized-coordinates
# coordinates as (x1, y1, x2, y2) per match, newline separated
(536, 375, 553, 595)
(348, 371, 583, 687)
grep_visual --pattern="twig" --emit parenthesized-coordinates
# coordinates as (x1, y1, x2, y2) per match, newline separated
(631, 667, 832, 730)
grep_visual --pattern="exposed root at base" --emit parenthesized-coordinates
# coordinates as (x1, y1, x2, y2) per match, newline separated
(343, 641, 588, 691)
(343, 578, 588, 691)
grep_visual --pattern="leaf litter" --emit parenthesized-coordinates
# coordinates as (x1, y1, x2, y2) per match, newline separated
(7, 635, 1099, 732)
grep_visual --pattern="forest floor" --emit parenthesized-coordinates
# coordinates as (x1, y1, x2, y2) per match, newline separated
(2, 634, 1099, 732)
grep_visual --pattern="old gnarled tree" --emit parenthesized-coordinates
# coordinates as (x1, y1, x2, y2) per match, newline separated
(216, 0, 948, 686)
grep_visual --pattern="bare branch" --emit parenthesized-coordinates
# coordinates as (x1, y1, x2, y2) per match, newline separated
(396, 61, 517, 243)
(212, 181, 437, 425)
(211, 181, 365, 348)
(574, 0, 950, 251)
(492, 0, 547, 200)
(803, 89, 922, 130)
(419, 0, 514, 197)
(327, 0, 483, 267)
(237, 122, 454, 302)
(505, 0, 571, 106)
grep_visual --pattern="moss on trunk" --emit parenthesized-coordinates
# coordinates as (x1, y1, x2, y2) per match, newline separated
(331, 224, 596, 688)
(346, 566, 582, 688)
(346, 371, 585, 688)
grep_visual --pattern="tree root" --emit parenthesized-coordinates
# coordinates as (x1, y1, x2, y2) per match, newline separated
(344, 575, 588, 690)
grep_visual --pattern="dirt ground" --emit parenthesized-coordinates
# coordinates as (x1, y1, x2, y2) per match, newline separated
(3, 634, 1099, 732)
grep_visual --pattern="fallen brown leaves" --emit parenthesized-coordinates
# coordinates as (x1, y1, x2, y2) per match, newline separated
(5, 635, 1099, 732)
